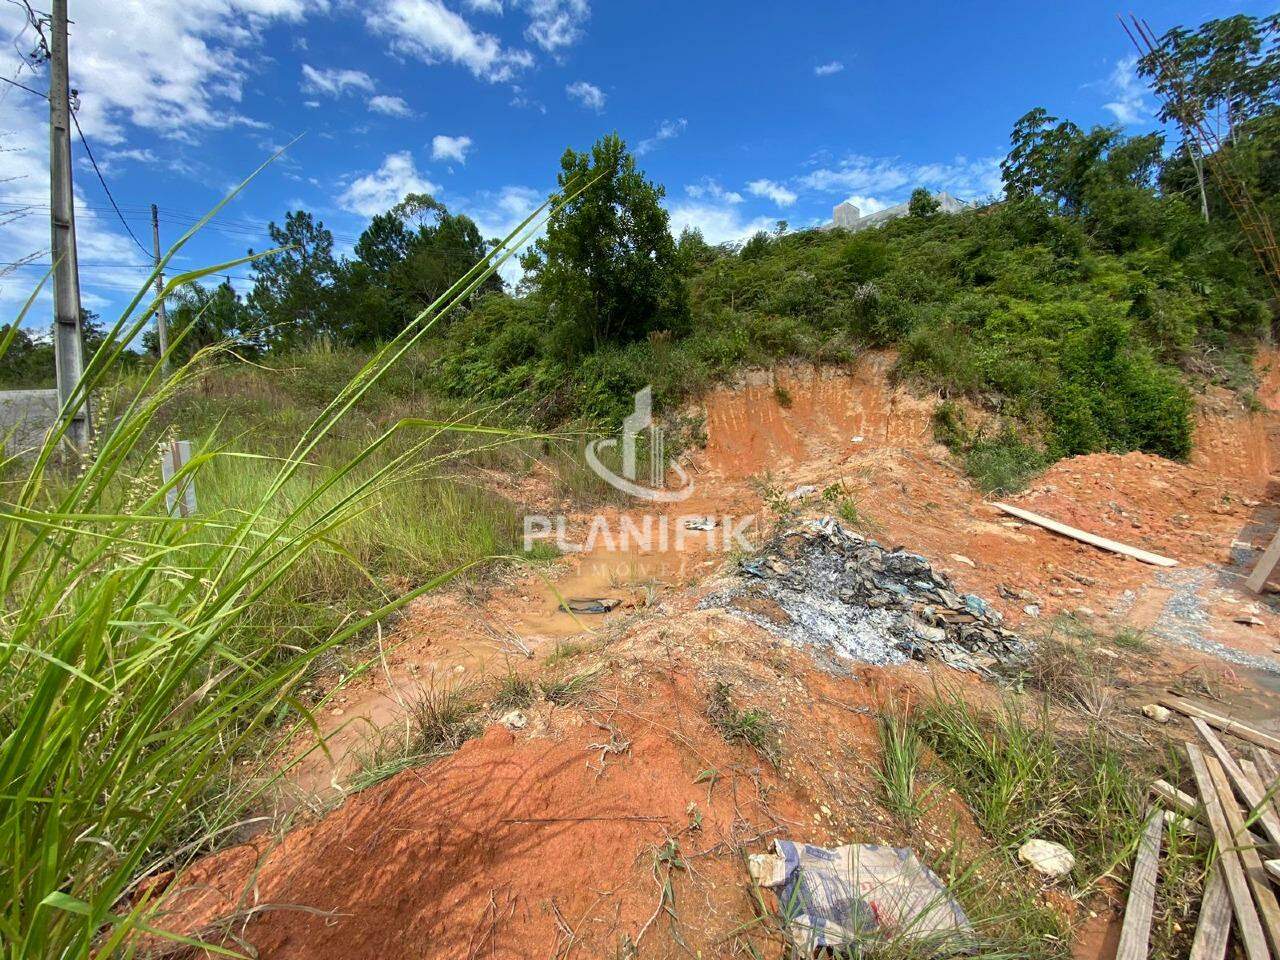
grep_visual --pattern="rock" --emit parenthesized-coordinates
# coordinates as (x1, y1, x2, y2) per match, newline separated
(1023, 604, 1041, 618)
(1074, 606, 1095, 618)
(330, 708, 344, 717)
(1141, 704, 1171, 723)
(1018, 839, 1075, 878)
(499, 710, 527, 730)
(1234, 614, 1264, 627)
(950, 554, 975, 567)
(787, 484, 818, 500)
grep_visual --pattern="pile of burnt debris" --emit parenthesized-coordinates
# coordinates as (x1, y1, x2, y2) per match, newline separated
(702, 517, 1027, 676)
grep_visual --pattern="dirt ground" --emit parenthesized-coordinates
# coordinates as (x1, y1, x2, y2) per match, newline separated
(155, 349, 1280, 958)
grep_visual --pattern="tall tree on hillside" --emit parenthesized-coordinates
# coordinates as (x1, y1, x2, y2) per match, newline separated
(521, 133, 688, 356)
(339, 194, 500, 345)
(247, 211, 341, 350)
(1136, 13, 1280, 221)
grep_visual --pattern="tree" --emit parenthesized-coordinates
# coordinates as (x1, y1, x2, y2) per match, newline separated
(247, 211, 341, 350)
(143, 281, 252, 360)
(338, 193, 500, 346)
(908, 188, 940, 218)
(520, 133, 688, 356)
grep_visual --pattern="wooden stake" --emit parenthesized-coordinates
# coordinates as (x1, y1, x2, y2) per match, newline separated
(1187, 743, 1269, 960)
(1205, 753, 1280, 956)
(992, 502, 1177, 567)
(1245, 527, 1280, 594)
(1115, 808, 1164, 960)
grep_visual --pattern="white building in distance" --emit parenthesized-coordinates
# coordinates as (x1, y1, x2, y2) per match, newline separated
(828, 190, 969, 232)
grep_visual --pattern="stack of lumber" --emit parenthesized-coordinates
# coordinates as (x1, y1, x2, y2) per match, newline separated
(1120, 696, 1280, 959)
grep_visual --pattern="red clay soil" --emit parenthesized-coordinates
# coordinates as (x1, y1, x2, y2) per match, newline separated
(158, 349, 1280, 959)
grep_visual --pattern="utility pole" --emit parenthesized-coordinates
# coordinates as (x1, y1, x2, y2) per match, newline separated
(48, 0, 89, 450)
(151, 203, 170, 369)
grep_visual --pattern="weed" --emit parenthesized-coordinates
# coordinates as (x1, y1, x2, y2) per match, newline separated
(353, 679, 481, 789)
(773, 384, 793, 408)
(706, 681, 780, 766)
(545, 639, 589, 668)
(1111, 626, 1152, 652)
(494, 672, 539, 710)
(874, 711, 931, 825)
(540, 665, 602, 705)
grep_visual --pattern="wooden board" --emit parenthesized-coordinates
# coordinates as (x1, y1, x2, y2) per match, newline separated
(1115, 808, 1164, 960)
(992, 502, 1178, 567)
(1151, 778, 1201, 819)
(1206, 753, 1280, 956)
(1188, 864, 1232, 960)
(1245, 526, 1280, 594)
(1251, 749, 1280, 822)
(1193, 717, 1280, 850)
(1188, 743, 1271, 960)
(1162, 694, 1280, 754)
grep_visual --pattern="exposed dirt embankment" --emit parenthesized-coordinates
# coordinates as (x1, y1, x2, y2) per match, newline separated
(155, 349, 1280, 958)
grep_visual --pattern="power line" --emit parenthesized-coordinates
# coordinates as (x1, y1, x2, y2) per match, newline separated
(68, 108, 154, 260)
(0, 72, 44, 98)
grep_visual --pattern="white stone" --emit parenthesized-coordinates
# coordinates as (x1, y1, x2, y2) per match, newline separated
(1018, 839, 1075, 878)
(500, 710, 527, 730)
(1142, 704, 1172, 723)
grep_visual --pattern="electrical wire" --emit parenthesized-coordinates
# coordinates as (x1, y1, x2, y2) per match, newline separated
(68, 109, 155, 260)
(0, 72, 44, 98)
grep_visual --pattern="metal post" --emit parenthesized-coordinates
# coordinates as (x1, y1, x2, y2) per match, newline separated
(151, 203, 170, 369)
(48, 0, 89, 450)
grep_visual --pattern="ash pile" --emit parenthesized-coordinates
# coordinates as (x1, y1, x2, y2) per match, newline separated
(702, 517, 1027, 676)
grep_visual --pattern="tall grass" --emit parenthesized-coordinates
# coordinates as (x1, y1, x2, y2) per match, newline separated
(0, 162, 587, 957)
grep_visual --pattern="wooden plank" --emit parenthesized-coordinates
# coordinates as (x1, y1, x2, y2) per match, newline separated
(1187, 742, 1270, 960)
(1251, 749, 1280, 821)
(1162, 694, 1280, 754)
(1189, 864, 1233, 960)
(992, 502, 1178, 567)
(1115, 808, 1165, 960)
(1206, 753, 1280, 956)
(1165, 808, 1211, 842)
(1267, 859, 1280, 886)
(1245, 526, 1280, 594)
(1152, 778, 1202, 820)
(1193, 718, 1280, 851)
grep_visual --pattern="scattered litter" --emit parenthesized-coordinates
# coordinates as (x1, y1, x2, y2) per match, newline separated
(949, 553, 975, 567)
(1233, 614, 1264, 627)
(1017, 839, 1075, 878)
(683, 517, 716, 531)
(702, 518, 1027, 676)
(787, 484, 818, 500)
(850, 435, 865, 444)
(559, 597, 621, 615)
(748, 840, 970, 952)
(499, 710, 527, 730)
(1141, 704, 1172, 723)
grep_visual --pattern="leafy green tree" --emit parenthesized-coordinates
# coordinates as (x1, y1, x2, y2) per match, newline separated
(908, 188, 940, 218)
(247, 211, 341, 350)
(143, 281, 252, 360)
(521, 134, 688, 356)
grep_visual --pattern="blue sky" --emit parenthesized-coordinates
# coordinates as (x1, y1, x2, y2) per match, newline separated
(0, 0, 1271, 327)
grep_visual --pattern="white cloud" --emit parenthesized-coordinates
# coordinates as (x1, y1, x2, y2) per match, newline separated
(746, 178, 797, 206)
(466, 0, 503, 11)
(1, 0, 326, 145)
(104, 147, 160, 165)
(839, 195, 891, 216)
(666, 197, 776, 246)
(1102, 56, 1151, 127)
(431, 134, 473, 162)
(0, 98, 151, 317)
(461, 184, 546, 285)
(338, 151, 440, 217)
(636, 117, 687, 155)
(365, 0, 533, 82)
(565, 80, 605, 112)
(814, 60, 844, 76)
(369, 94, 414, 117)
(800, 154, 1001, 201)
(684, 179, 742, 204)
(518, 0, 589, 51)
(300, 64, 376, 97)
